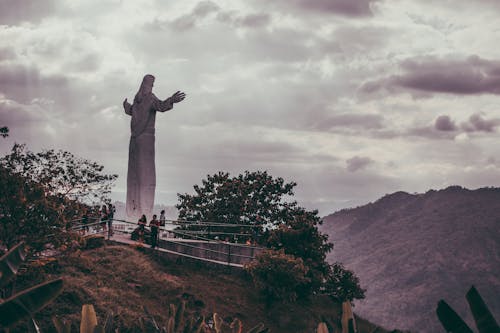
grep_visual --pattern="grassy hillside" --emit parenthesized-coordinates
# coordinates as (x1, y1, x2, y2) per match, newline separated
(11, 242, 392, 333)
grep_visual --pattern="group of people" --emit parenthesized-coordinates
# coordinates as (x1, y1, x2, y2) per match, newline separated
(80, 203, 116, 238)
(136, 210, 166, 248)
(100, 203, 116, 238)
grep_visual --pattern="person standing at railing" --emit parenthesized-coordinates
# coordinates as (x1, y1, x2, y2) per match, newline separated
(107, 203, 115, 239)
(149, 214, 160, 249)
(159, 209, 166, 227)
(138, 214, 147, 243)
(100, 205, 108, 233)
(82, 210, 89, 234)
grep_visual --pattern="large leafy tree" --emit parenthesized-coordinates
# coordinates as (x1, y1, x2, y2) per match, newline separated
(177, 170, 365, 303)
(177, 170, 297, 228)
(1, 144, 117, 205)
(0, 144, 117, 252)
(267, 208, 333, 294)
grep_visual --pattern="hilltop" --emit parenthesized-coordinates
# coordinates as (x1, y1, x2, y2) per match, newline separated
(12, 243, 390, 333)
(320, 186, 500, 332)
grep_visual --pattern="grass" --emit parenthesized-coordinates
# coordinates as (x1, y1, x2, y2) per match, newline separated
(10, 242, 391, 332)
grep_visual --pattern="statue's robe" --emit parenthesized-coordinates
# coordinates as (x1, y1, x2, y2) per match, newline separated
(124, 94, 173, 220)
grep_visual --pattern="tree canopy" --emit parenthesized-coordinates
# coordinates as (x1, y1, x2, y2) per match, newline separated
(0, 144, 117, 252)
(177, 170, 297, 228)
(177, 170, 365, 303)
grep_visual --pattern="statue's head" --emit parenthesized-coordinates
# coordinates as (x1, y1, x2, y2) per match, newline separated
(135, 74, 155, 103)
(141, 74, 155, 91)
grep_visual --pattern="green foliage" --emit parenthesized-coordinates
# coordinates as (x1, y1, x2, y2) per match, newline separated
(62, 301, 268, 333)
(180, 170, 364, 304)
(0, 126, 8, 138)
(1, 143, 117, 205)
(266, 209, 333, 294)
(322, 263, 366, 302)
(437, 286, 500, 333)
(245, 249, 310, 302)
(0, 242, 27, 287)
(0, 144, 117, 252)
(176, 171, 297, 240)
(0, 166, 67, 252)
(0, 243, 64, 329)
(0, 278, 64, 328)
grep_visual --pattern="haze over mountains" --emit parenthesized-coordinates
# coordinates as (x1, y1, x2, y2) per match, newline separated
(320, 186, 500, 332)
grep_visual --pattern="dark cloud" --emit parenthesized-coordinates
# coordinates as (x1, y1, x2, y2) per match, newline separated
(406, 113, 500, 140)
(360, 55, 500, 96)
(435, 115, 457, 131)
(170, 15, 197, 32)
(161, 2, 270, 32)
(255, 0, 380, 17)
(462, 113, 500, 133)
(235, 13, 270, 28)
(0, 0, 57, 25)
(346, 156, 374, 172)
(407, 126, 456, 140)
(192, 1, 220, 17)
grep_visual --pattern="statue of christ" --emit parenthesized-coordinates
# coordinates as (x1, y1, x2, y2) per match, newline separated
(123, 74, 186, 219)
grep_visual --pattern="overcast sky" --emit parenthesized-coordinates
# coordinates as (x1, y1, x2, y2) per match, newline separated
(1, 0, 500, 215)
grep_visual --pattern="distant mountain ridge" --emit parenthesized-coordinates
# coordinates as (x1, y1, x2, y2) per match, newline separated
(320, 186, 500, 332)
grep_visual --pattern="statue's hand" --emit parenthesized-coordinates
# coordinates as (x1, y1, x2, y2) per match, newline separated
(123, 98, 129, 108)
(171, 91, 186, 104)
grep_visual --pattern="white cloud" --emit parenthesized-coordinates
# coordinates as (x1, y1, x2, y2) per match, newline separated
(1, 0, 500, 216)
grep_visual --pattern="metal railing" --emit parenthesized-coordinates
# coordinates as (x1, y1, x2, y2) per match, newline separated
(70, 218, 262, 267)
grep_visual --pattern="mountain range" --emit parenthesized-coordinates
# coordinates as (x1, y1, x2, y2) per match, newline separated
(320, 186, 500, 332)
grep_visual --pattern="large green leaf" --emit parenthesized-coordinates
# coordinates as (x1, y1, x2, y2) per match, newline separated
(437, 300, 474, 333)
(466, 286, 500, 333)
(0, 278, 63, 327)
(0, 242, 27, 287)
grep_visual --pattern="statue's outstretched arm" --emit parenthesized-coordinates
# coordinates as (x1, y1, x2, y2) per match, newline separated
(123, 98, 132, 116)
(171, 91, 186, 104)
(152, 91, 186, 113)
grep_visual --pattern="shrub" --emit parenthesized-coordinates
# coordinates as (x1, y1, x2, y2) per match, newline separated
(245, 249, 310, 303)
(322, 262, 366, 302)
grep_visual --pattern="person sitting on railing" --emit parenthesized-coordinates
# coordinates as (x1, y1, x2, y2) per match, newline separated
(149, 214, 160, 249)
(138, 214, 147, 242)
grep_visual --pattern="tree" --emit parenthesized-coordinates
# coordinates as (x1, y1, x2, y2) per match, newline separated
(176, 171, 297, 241)
(266, 208, 333, 294)
(0, 144, 117, 252)
(178, 170, 365, 303)
(1, 144, 117, 206)
(0, 166, 65, 252)
(0, 126, 8, 138)
(246, 249, 310, 303)
(322, 263, 366, 302)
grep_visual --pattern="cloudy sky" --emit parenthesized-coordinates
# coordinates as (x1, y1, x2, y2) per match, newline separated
(1, 0, 500, 215)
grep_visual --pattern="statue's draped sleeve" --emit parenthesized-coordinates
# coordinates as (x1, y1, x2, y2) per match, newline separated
(124, 100, 132, 116)
(152, 94, 173, 113)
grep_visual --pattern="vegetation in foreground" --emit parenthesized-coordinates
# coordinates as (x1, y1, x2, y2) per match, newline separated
(6, 243, 385, 332)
